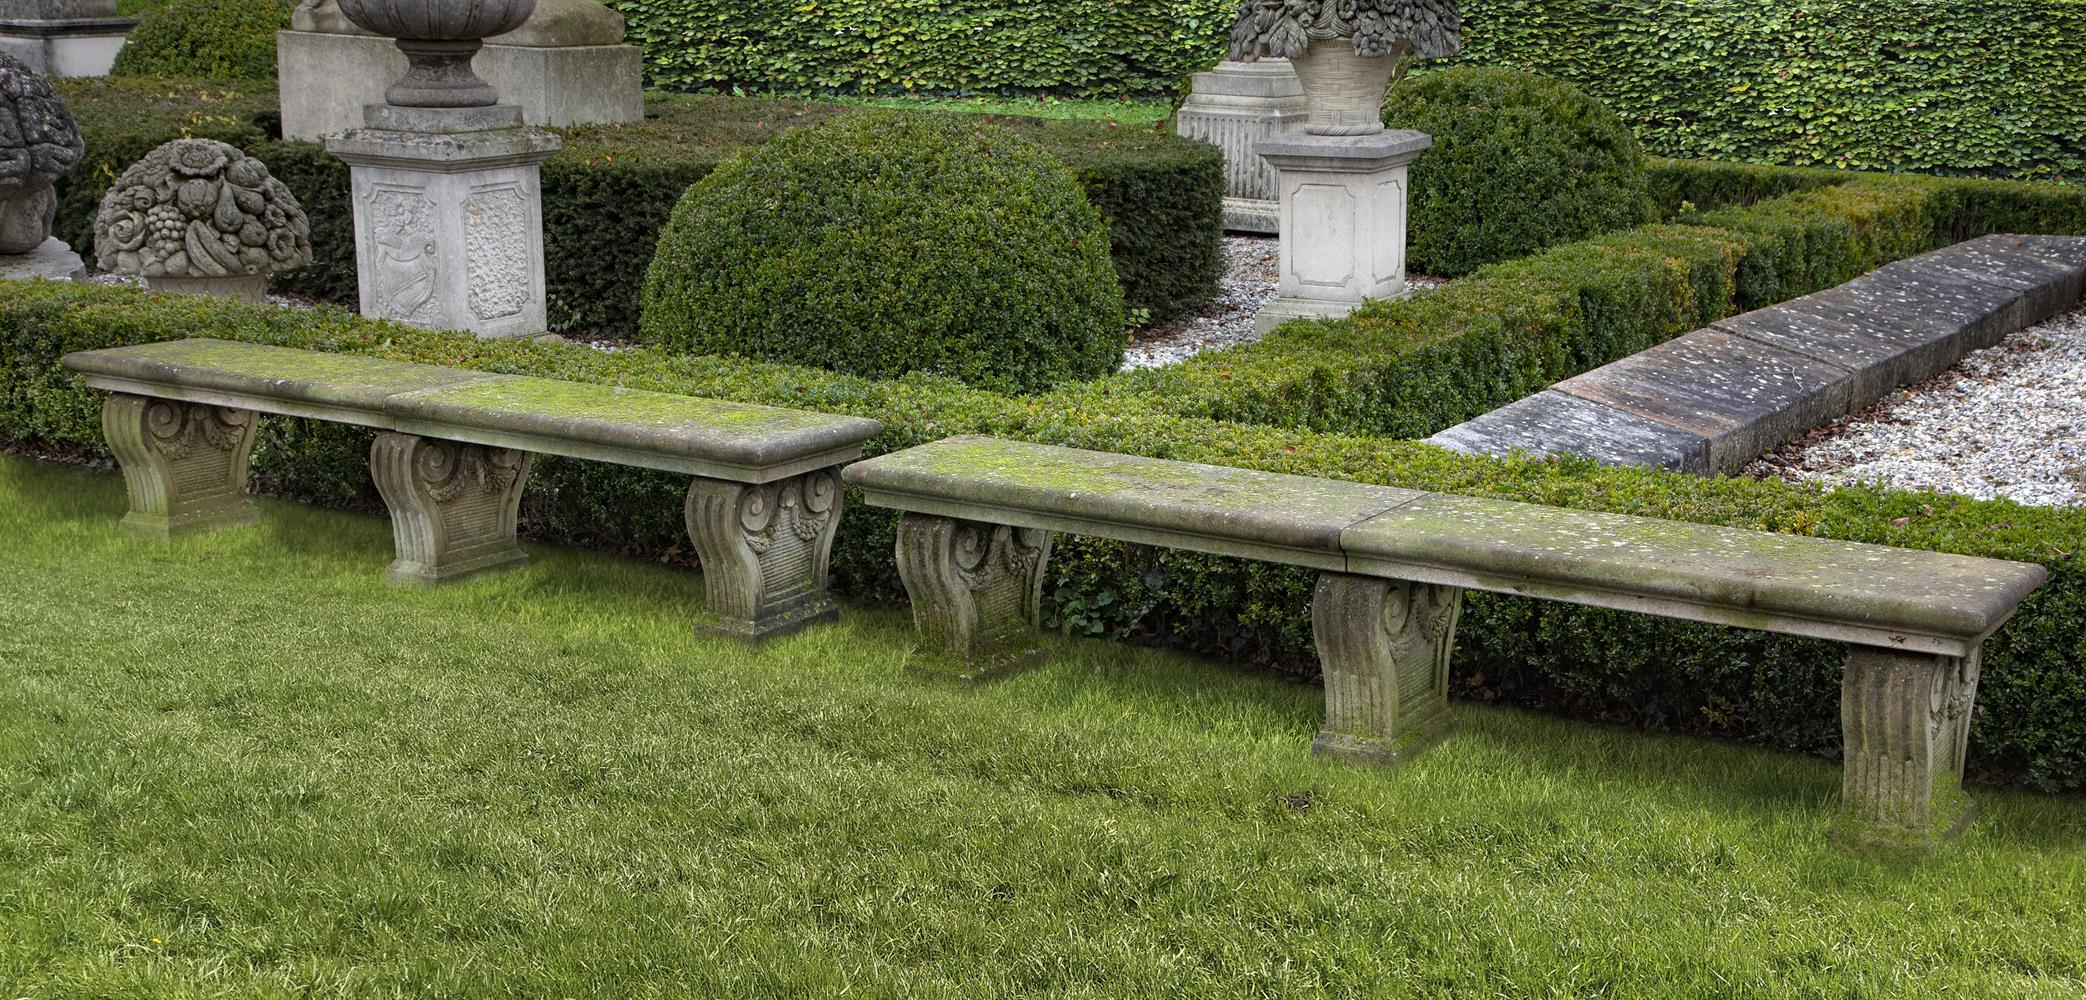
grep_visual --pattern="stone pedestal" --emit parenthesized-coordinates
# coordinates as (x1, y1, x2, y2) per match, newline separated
(1254, 130, 1431, 334)
(0, 0, 134, 77)
(0, 236, 83, 281)
(147, 274, 269, 303)
(1173, 59, 1307, 234)
(326, 120, 561, 340)
(278, 0, 644, 141)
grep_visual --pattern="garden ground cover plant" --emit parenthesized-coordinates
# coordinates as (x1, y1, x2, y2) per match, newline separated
(2, 454, 2083, 998)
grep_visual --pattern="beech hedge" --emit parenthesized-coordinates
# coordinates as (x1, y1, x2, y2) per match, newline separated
(50, 81, 1223, 334)
(2, 280, 2080, 794)
(607, 0, 2086, 180)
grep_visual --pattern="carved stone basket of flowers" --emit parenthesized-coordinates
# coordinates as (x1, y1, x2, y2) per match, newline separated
(1229, 0, 1461, 136)
(93, 139, 312, 303)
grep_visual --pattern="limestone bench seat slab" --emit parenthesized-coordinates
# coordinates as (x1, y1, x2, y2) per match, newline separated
(60, 338, 880, 483)
(62, 338, 882, 641)
(1341, 496, 2039, 659)
(844, 435, 2050, 851)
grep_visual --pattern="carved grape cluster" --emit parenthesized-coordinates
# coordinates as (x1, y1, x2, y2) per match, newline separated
(1230, 0, 1461, 61)
(0, 52, 84, 195)
(93, 138, 312, 279)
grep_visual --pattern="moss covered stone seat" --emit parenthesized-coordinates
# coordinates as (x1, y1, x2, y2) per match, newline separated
(63, 337, 881, 641)
(843, 436, 2049, 852)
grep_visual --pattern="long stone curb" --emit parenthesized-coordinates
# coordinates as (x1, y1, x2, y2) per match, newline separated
(1428, 234, 2086, 475)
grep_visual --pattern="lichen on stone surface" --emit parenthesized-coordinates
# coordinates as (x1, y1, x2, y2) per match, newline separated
(0, 51, 84, 254)
(93, 139, 312, 280)
(1229, 0, 1461, 61)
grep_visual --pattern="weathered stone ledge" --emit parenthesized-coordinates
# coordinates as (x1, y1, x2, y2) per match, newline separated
(1428, 235, 2086, 475)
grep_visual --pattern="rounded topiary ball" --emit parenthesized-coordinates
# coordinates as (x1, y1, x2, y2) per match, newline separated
(111, 0, 288, 81)
(1387, 67, 1658, 277)
(639, 113, 1126, 394)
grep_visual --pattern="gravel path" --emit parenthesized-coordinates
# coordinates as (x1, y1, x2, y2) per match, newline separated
(1749, 301, 2086, 508)
(1122, 235, 1443, 370)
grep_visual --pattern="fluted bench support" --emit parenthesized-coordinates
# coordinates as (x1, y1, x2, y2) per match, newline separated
(1835, 646, 1983, 851)
(894, 512, 1054, 681)
(686, 467, 847, 642)
(103, 393, 259, 538)
(1313, 574, 1462, 766)
(370, 432, 533, 586)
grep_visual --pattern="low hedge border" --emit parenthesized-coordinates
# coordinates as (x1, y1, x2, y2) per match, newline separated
(2, 281, 2081, 793)
(48, 81, 1225, 333)
(1091, 170, 2081, 441)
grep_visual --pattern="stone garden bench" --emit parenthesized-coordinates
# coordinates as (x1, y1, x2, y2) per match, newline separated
(843, 436, 2050, 850)
(62, 338, 882, 641)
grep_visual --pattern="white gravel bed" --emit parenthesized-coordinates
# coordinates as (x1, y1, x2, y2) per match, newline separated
(1120, 235, 1445, 370)
(1749, 301, 2086, 508)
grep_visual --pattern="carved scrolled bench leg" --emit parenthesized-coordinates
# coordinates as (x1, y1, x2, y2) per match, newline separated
(102, 393, 260, 538)
(685, 467, 845, 642)
(894, 513, 1053, 681)
(370, 432, 533, 586)
(1833, 645, 1982, 852)
(1312, 573, 1462, 766)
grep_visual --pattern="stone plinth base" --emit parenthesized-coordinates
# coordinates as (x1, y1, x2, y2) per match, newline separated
(1253, 130, 1431, 334)
(278, 30, 644, 141)
(326, 123, 561, 340)
(0, 14, 134, 76)
(1174, 59, 1307, 235)
(148, 273, 268, 303)
(0, 237, 84, 281)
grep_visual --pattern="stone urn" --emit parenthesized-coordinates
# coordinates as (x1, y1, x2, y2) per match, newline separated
(335, 0, 538, 107)
(0, 51, 83, 255)
(93, 139, 313, 303)
(1229, 0, 1462, 136)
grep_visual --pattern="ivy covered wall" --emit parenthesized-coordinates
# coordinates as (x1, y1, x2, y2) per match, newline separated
(607, 0, 2086, 180)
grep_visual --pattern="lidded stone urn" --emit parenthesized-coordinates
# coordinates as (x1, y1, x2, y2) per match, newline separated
(1229, 0, 1461, 135)
(335, 0, 537, 110)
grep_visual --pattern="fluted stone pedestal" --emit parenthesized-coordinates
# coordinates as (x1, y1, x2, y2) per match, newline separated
(0, 0, 135, 77)
(327, 112, 561, 340)
(1173, 59, 1307, 234)
(1254, 129, 1431, 334)
(279, 0, 643, 141)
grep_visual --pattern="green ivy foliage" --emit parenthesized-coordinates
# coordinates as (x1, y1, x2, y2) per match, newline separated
(640, 113, 1126, 393)
(1447, 0, 2086, 181)
(53, 83, 1222, 336)
(1386, 67, 1658, 277)
(109, 0, 288, 81)
(607, 0, 2086, 180)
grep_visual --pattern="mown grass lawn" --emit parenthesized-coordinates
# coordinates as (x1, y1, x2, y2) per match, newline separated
(1, 453, 2082, 998)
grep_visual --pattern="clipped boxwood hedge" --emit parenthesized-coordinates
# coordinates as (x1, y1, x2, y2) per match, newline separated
(108, 0, 287, 81)
(641, 113, 1126, 393)
(50, 81, 1224, 334)
(1095, 170, 2066, 441)
(1386, 66, 1658, 278)
(2, 280, 2081, 795)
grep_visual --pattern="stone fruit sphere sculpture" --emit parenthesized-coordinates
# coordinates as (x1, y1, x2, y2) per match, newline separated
(0, 51, 84, 255)
(94, 139, 312, 281)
